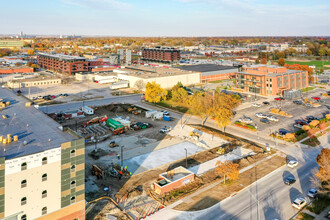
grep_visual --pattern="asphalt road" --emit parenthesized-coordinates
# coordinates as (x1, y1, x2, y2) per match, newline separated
(148, 146, 323, 220)
(38, 94, 141, 113)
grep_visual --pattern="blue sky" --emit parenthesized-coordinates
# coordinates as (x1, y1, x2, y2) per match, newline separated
(1, 0, 329, 36)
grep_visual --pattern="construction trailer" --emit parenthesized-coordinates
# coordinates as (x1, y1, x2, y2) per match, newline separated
(82, 106, 94, 115)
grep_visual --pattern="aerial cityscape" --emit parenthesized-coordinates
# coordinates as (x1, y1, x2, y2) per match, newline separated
(0, 0, 329, 220)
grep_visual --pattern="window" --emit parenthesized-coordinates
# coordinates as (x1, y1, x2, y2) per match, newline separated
(70, 180, 76, 189)
(70, 196, 76, 204)
(21, 162, 27, 171)
(42, 207, 47, 215)
(70, 149, 76, 157)
(42, 190, 47, 198)
(21, 180, 27, 188)
(21, 215, 27, 220)
(42, 173, 47, 181)
(42, 157, 47, 165)
(71, 165, 76, 173)
(21, 197, 27, 206)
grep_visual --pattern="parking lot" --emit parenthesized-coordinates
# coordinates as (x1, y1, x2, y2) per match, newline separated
(233, 88, 330, 136)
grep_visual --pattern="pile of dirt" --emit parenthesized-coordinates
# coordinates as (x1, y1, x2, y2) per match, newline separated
(87, 199, 129, 220)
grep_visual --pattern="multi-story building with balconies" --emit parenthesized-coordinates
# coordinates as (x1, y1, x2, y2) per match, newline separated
(0, 89, 85, 220)
(142, 47, 180, 63)
(235, 65, 309, 96)
(37, 53, 89, 75)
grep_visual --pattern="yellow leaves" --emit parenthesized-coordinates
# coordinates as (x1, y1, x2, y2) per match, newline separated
(216, 160, 239, 183)
(145, 82, 167, 103)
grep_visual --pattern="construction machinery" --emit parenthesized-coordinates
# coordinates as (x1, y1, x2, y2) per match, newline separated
(109, 141, 118, 148)
(83, 115, 107, 127)
(91, 165, 104, 179)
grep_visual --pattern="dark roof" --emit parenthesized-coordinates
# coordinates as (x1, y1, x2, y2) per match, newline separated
(0, 89, 78, 160)
(176, 64, 238, 72)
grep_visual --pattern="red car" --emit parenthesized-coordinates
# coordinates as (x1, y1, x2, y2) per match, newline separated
(311, 97, 320, 101)
(274, 97, 285, 101)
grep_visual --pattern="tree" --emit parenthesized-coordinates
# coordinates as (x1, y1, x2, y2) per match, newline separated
(27, 49, 34, 55)
(260, 58, 267, 64)
(26, 61, 33, 67)
(319, 46, 328, 57)
(314, 148, 330, 193)
(171, 87, 188, 103)
(145, 82, 167, 103)
(134, 79, 146, 91)
(190, 92, 213, 125)
(278, 58, 285, 66)
(255, 59, 260, 64)
(216, 160, 239, 184)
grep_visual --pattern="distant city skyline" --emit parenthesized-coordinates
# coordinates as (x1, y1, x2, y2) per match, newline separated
(1, 0, 330, 36)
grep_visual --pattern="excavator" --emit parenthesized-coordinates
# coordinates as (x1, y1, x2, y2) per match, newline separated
(91, 164, 104, 179)
(83, 115, 108, 127)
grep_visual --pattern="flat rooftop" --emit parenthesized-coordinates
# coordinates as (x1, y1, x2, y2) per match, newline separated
(176, 64, 238, 72)
(0, 89, 78, 160)
(38, 53, 86, 61)
(116, 65, 197, 78)
(0, 66, 32, 70)
(11, 76, 61, 83)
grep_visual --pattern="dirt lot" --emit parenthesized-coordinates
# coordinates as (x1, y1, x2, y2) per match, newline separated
(173, 155, 285, 211)
(86, 198, 129, 220)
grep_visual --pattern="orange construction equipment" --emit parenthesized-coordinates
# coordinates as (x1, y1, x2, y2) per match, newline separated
(91, 165, 104, 179)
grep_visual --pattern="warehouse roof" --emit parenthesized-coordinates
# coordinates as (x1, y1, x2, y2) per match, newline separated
(0, 89, 78, 159)
(176, 64, 238, 72)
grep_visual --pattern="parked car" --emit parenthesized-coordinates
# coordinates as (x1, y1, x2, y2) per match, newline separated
(307, 189, 318, 198)
(275, 97, 285, 101)
(287, 160, 299, 168)
(263, 101, 270, 105)
(305, 103, 313, 107)
(296, 119, 308, 125)
(306, 116, 320, 122)
(162, 111, 170, 116)
(63, 93, 69, 96)
(160, 126, 172, 133)
(267, 115, 279, 122)
(252, 103, 261, 107)
(292, 198, 307, 209)
(255, 112, 266, 118)
(260, 118, 270, 124)
(293, 124, 303, 129)
(284, 177, 296, 185)
(239, 117, 253, 124)
(279, 129, 289, 136)
(293, 100, 303, 105)
(311, 97, 320, 101)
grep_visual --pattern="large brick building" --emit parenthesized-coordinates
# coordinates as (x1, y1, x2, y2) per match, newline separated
(0, 89, 85, 220)
(0, 66, 34, 74)
(142, 47, 180, 63)
(37, 53, 89, 75)
(235, 65, 309, 96)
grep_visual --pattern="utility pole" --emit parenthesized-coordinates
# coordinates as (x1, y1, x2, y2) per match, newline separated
(184, 148, 188, 168)
(240, 184, 260, 220)
(121, 146, 123, 167)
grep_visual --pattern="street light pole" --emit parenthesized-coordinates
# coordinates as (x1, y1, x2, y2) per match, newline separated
(121, 146, 123, 167)
(184, 148, 188, 168)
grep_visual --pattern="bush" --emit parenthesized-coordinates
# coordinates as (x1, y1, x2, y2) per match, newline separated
(295, 129, 306, 136)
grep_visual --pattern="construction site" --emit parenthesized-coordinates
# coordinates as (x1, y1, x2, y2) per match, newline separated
(46, 102, 283, 220)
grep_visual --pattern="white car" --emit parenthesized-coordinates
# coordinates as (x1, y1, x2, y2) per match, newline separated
(252, 103, 261, 107)
(255, 113, 266, 118)
(160, 126, 172, 133)
(292, 198, 307, 209)
(293, 124, 303, 129)
(307, 189, 318, 198)
(287, 160, 299, 168)
(239, 117, 253, 124)
(267, 115, 279, 122)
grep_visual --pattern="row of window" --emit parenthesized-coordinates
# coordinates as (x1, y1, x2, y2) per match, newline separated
(21, 196, 76, 206)
(21, 150, 76, 171)
(19, 207, 47, 220)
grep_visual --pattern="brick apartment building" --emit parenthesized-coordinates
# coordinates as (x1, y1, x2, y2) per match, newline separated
(37, 53, 89, 75)
(235, 65, 309, 96)
(142, 47, 180, 63)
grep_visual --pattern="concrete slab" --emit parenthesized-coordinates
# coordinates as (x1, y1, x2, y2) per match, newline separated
(122, 141, 205, 175)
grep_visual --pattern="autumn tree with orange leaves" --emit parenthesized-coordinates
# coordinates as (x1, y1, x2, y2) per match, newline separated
(216, 160, 239, 184)
(312, 148, 330, 194)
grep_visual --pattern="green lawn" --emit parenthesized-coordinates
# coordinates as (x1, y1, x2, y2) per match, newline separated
(301, 87, 316, 92)
(286, 60, 330, 69)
